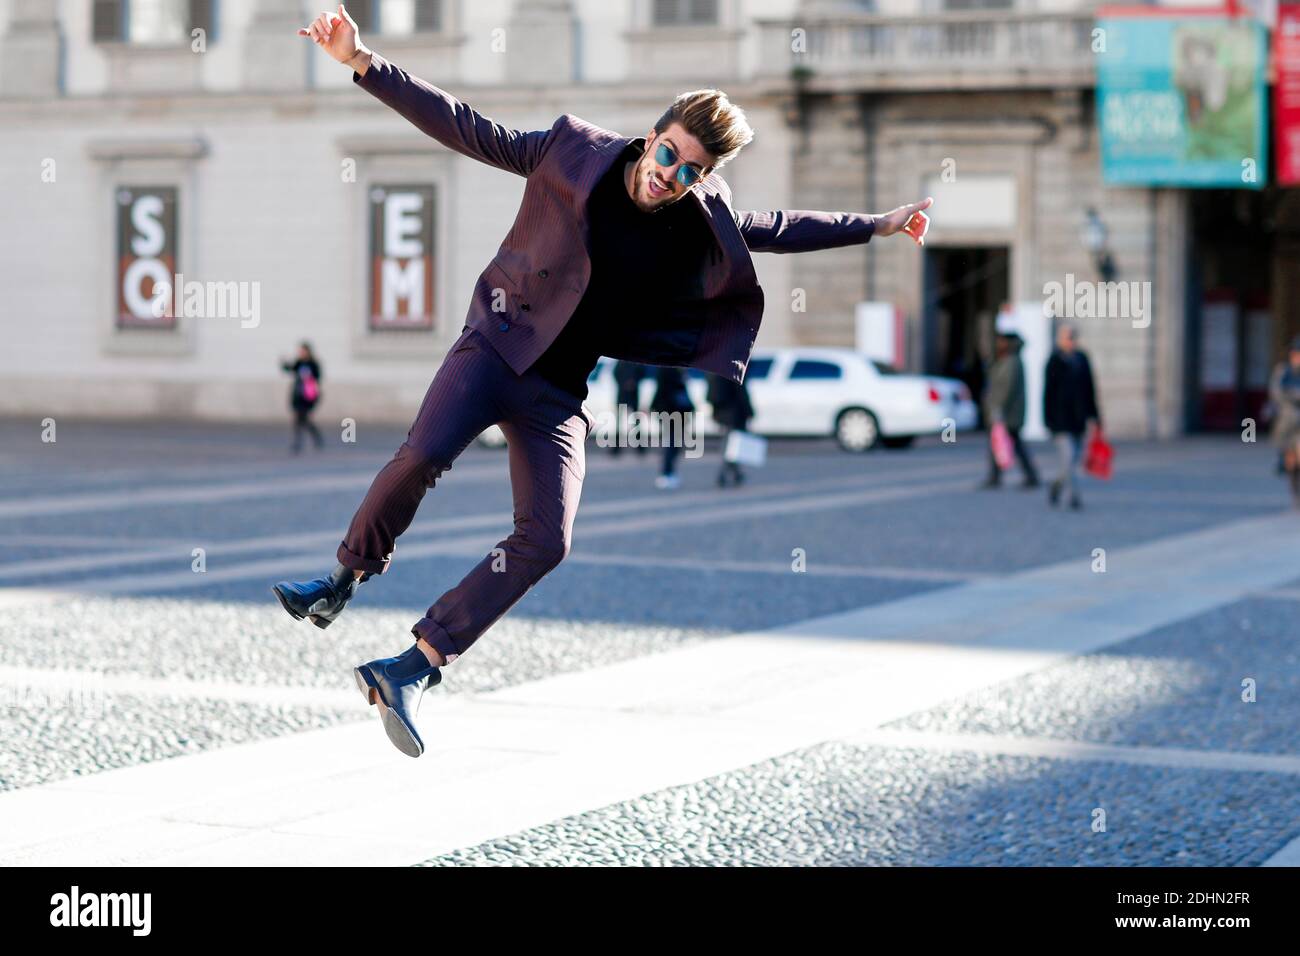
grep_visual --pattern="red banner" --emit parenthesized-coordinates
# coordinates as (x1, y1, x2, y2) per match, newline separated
(116, 186, 178, 329)
(1276, 5, 1300, 184)
(368, 184, 436, 331)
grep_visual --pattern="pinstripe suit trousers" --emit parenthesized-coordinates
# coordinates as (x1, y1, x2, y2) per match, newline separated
(336, 326, 594, 662)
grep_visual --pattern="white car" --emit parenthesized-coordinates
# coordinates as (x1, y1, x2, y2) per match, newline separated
(479, 347, 977, 452)
(740, 348, 978, 451)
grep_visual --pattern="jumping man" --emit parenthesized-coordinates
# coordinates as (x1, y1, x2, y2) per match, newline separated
(274, 4, 934, 757)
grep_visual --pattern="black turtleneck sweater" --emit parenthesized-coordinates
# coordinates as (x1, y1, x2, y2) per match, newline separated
(528, 143, 714, 399)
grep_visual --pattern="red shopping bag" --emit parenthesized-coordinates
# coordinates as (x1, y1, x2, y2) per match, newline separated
(989, 422, 1013, 471)
(1084, 427, 1114, 480)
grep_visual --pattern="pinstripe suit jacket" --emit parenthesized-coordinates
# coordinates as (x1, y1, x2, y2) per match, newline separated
(354, 51, 877, 383)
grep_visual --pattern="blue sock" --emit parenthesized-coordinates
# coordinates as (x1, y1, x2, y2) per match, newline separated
(389, 643, 435, 679)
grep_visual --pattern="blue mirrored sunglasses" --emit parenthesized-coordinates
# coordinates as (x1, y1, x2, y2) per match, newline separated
(654, 143, 703, 186)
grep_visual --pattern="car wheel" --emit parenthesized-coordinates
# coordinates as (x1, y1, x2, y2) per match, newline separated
(880, 436, 915, 450)
(835, 408, 879, 452)
(476, 425, 507, 449)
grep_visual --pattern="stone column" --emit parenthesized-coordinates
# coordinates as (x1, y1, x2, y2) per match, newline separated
(0, 0, 63, 99)
(787, 93, 872, 346)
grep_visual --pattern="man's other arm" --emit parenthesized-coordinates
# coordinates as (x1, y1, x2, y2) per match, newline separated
(350, 50, 554, 177)
(303, 6, 554, 176)
(731, 209, 875, 254)
(733, 196, 931, 253)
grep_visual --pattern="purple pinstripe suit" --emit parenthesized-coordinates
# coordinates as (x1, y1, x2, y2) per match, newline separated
(337, 52, 878, 663)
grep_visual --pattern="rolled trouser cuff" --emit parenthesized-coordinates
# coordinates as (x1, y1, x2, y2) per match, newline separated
(411, 617, 461, 665)
(337, 541, 391, 575)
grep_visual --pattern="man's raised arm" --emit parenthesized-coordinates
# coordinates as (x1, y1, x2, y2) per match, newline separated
(733, 197, 932, 253)
(300, 4, 554, 177)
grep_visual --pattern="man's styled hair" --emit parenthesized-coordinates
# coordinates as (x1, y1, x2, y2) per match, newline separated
(654, 90, 754, 171)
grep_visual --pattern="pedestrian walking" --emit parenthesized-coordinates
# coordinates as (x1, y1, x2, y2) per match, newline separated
(1043, 322, 1100, 510)
(980, 332, 1038, 489)
(652, 366, 694, 490)
(275, 4, 934, 758)
(611, 360, 650, 456)
(1268, 336, 1300, 506)
(707, 372, 754, 487)
(282, 341, 324, 454)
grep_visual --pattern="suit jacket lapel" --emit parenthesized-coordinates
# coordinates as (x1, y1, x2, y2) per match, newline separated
(572, 136, 630, 225)
(690, 179, 755, 299)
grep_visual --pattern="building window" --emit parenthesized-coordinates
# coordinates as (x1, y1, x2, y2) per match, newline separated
(92, 0, 215, 45)
(652, 0, 719, 27)
(348, 0, 443, 35)
(789, 360, 843, 380)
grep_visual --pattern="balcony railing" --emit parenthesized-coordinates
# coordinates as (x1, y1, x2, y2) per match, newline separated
(755, 12, 1097, 90)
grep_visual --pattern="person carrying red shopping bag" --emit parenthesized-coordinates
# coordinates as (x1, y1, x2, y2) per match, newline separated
(980, 331, 1039, 489)
(1043, 322, 1102, 510)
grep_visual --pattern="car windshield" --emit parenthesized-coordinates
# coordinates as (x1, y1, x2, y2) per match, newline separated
(871, 360, 899, 376)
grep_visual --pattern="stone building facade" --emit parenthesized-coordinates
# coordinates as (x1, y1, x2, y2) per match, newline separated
(0, 0, 1286, 437)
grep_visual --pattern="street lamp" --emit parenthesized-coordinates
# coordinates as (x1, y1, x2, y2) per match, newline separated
(1081, 207, 1117, 282)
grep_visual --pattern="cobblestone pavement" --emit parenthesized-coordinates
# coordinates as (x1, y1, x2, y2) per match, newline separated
(0, 418, 1295, 866)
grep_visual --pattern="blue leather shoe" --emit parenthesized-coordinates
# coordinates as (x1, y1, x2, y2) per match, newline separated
(353, 644, 442, 758)
(272, 563, 367, 629)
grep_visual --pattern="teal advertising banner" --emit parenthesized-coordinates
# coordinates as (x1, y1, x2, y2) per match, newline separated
(1098, 11, 1268, 188)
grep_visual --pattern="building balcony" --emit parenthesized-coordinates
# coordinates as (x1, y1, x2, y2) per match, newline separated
(755, 11, 1097, 93)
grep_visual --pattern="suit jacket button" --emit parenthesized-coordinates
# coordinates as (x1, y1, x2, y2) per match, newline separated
(538, 269, 549, 278)
(499, 321, 510, 332)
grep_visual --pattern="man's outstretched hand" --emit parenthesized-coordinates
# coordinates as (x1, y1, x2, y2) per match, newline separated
(874, 197, 933, 246)
(298, 3, 364, 66)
